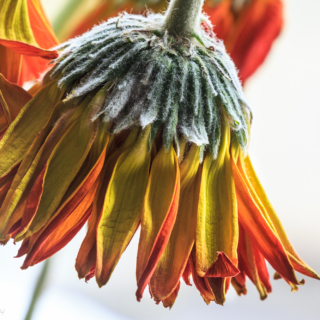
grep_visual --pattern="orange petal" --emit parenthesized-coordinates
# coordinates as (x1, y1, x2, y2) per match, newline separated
(162, 281, 180, 309)
(205, 252, 240, 278)
(21, 141, 108, 268)
(196, 125, 239, 278)
(238, 224, 268, 300)
(16, 238, 30, 258)
(231, 155, 300, 285)
(182, 259, 192, 286)
(150, 145, 201, 301)
(231, 275, 247, 296)
(228, 0, 283, 82)
(16, 163, 47, 238)
(240, 155, 320, 280)
(189, 247, 215, 304)
(95, 127, 151, 288)
(0, 39, 58, 59)
(0, 45, 22, 84)
(76, 130, 138, 280)
(27, 0, 58, 49)
(136, 144, 180, 301)
(0, 101, 78, 241)
(206, 277, 226, 306)
(204, 0, 234, 41)
(254, 244, 272, 294)
(0, 80, 64, 179)
(21, 183, 97, 268)
(0, 74, 32, 124)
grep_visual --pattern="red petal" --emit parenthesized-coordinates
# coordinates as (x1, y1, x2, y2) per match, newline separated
(189, 248, 215, 304)
(231, 159, 300, 285)
(205, 251, 240, 278)
(0, 40, 57, 59)
(182, 259, 192, 286)
(136, 175, 180, 301)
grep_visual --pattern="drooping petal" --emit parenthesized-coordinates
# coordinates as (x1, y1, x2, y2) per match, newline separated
(27, 0, 58, 49)
(136, 144, 180, 301)
(0, 0, 57, 57)
(189, 247, 215, 304)
(204, 0, 233, 41)
(182, 259, 192, 286)
(231, 153, 301, 285)
(206, 0, 283, 83)
(237, 224, 269, 300)
(2, 101, 86, 239)
(76, 129, 139, 280)
(21, 129, 109, 268)
(0, 74, 32, 125)
(14, 92, 102, 241)
(162, 281, 180, 309)
(253, 244, 272, 294)
(0, 45, 22, 84)
(150, 144, 201, 301)
(196, 124, 239, 278)
(205, 277, 226, 306)
(95, 127, 151, 287)
(21, 182, 98, 268)
(240, 155, 320, 280)
(231, 273, 247, 297)
(227, 0, 284, 82)
(0, 80, 64, 178)
(0, 100, 78, 241)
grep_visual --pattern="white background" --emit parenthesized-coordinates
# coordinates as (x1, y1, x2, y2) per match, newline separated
(1, 0, 320, 319)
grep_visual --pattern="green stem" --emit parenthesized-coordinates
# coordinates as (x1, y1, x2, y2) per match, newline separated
(24, 259, 50, 320)
(163, 0, 205, 37)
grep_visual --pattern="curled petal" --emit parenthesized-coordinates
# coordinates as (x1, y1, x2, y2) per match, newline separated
(150, 144, 201, 301)
(136, 144, 180, 301)
(95, 127, 151, 287)
(231, 153, 301, 285)
(239, 155, 320, 280)
(196, 125, 239, 278)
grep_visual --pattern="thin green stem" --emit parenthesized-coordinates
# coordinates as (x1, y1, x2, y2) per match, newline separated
(24, 259, 50, 320)
(163, 0, 205, 37)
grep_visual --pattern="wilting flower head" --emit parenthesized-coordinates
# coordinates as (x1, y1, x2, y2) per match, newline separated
(0, 0, 318, 308)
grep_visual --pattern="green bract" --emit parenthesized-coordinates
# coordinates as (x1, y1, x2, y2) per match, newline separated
(51, 13, 251, 158)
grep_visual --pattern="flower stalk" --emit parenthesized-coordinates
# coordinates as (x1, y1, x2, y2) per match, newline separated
(24, 259, 50, 320)
(163, 0, 205, 36)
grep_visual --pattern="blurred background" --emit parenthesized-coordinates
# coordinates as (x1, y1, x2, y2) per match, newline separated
(1, 0, 320, 319)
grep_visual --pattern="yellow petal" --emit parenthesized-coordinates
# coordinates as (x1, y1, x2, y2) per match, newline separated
(0, 99, 80, 240)
(0, 0, 57, 58)
(95, 126, 151, 287)
(150, 144, 201, 301)
(0, 80, 64, 178)
(76, 129, 139, 280)
(0, 74, 32, 124)
(136, 144, 180, 301)
(240, 154, 320, 280)
(196, 124, 239, 277)
(15, 94, 100, 240)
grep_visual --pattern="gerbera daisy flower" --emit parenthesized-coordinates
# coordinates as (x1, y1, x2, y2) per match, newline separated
(0, 0, 318, 308)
